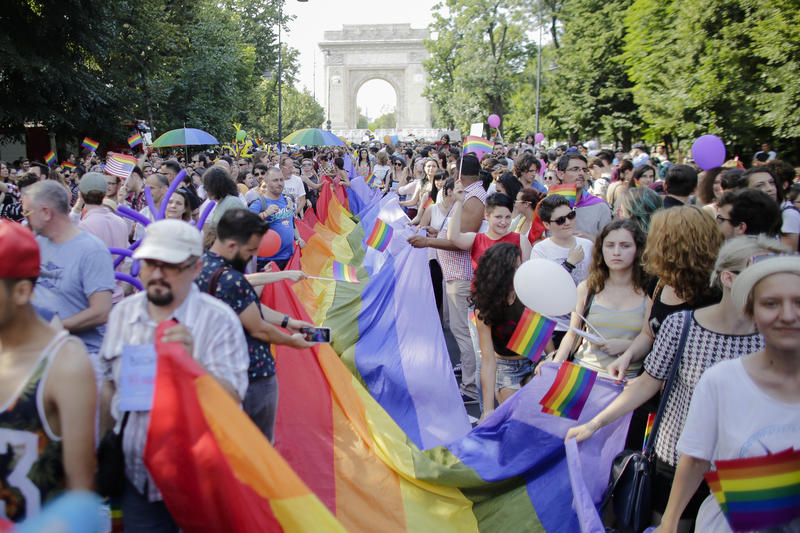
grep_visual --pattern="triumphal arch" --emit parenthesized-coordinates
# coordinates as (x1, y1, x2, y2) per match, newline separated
(319, 24, 432, 130)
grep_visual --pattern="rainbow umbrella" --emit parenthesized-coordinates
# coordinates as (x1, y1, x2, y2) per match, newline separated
(150, 128, 219, 147)
(282, 128, 346, 147)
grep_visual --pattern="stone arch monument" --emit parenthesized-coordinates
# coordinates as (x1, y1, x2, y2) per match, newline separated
(319, 24, 432, 131)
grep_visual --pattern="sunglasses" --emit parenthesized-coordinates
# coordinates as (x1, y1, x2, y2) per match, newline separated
(548, 209, 577, 225)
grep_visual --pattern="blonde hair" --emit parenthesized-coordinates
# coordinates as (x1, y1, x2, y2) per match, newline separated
(643, 206, 723, 304)
(710, 236, 790, 290)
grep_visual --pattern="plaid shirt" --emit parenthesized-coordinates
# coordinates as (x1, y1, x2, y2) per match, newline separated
(437, 180, 487, 281)
(101, 285, 248, 501)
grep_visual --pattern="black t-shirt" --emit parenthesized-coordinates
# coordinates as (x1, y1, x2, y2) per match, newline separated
(647, 277, 721, 337)
(490, 298, 526, 358)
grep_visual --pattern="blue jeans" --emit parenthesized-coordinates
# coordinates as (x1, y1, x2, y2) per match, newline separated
(120, 480, 178, 533)
(243, 374, 279, 443)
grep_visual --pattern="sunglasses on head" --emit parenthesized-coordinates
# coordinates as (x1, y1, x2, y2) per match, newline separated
(548, 209, 577, 225)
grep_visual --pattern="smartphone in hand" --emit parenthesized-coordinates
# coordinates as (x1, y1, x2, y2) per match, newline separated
(301, 327, 331, 343)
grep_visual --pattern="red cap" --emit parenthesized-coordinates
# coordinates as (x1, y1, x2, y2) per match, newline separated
(0, 221, 40, 278)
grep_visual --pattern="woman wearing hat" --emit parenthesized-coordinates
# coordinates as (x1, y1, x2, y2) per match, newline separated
(655, 252, 800, 533)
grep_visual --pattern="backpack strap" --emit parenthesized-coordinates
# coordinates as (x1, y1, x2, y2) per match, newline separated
(207, 266, 229, 297)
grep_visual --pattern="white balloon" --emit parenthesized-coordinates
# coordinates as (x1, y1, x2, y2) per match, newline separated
(513, 258, 577, 317)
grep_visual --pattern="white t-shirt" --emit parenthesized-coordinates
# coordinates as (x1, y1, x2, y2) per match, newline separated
(282, 174, 305, 203)
(372, 164, 390, 187)
(677, 358, 800, 533)
(781, 201, 800, 238)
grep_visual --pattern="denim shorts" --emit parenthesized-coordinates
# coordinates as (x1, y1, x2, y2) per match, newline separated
(495, 357, 533, 391)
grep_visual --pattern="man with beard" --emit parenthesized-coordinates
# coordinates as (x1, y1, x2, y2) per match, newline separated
(99, 219, 248, 532)
(196, 209, 313, 441)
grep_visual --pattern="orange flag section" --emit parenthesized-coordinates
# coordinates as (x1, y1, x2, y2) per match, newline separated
(144, 320, 346, 533)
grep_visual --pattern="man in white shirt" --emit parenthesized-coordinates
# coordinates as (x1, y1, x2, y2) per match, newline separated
(100, 219, 248, 532)
(279, 156, 306, 217)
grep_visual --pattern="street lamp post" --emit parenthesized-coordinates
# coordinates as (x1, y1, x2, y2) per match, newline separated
(535, 0, 543, 134)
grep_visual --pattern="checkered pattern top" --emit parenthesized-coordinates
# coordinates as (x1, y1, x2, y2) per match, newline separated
(437, 181, 487, 281)
(643, 310, 763, 466)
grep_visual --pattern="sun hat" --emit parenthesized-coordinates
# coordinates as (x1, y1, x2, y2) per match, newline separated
(731, 254, 800, 311)
(133, 219, 202, 264)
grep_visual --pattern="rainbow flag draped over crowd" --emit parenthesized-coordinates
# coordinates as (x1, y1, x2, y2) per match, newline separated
(143, 175, 632, 532)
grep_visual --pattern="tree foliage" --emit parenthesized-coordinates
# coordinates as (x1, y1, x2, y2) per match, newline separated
(0, 0, 322, 148)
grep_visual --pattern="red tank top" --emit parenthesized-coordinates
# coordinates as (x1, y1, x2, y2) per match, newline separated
(470, 232, 521, 271)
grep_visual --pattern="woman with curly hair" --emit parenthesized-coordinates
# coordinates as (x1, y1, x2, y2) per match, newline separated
(607, 206, 724, 379)
(469, 243, 529, 419)
(551, 219, 649, 378)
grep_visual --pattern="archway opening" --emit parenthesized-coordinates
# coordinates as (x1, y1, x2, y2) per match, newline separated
(356, 79, 397, 130)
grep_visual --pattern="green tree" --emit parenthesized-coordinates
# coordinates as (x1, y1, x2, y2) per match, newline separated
(424, 0, 531, 132)
(372, 111, 397, 130)
(549, 0, 641, 147)
(356, 107, 369, 129)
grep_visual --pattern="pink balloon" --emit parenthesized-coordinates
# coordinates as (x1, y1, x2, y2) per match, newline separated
(535, 132, 545, 144)
(488, 114, 501, 129)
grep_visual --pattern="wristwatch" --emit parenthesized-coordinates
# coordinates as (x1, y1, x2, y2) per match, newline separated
(281, 314, 290, 328)
(562, 260, 576, 272)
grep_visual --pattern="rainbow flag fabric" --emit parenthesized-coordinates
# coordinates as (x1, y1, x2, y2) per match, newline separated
(547, 183, 579, 207)
(43, 151, 56, 166)
(539, 362, 597, 420)
(145, 321, 346, 532)
(642, 412, 656, 452)
(61, 161, 75, 169)
(82, 137, 99, 151)
(506, 308, 556, 362)
(363, 218, 392, 252)
(105, 152, 137, 180)
(127, 132, 143, 148)
(423, 196, 434, 210)
(364, 171, 377, 187)
(332, 260, 358, 283)
(704, 448, 800, 532)
(461, 135, 493, 161)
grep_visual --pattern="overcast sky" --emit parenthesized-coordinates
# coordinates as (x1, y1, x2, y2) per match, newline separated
(283, 0, 439, 120)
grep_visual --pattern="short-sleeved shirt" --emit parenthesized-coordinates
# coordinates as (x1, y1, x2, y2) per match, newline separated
(249, 194, 295, 261)
(282, 174, 306, 204)
(79, 207, 130, 304)
(574, 201, 611, 237)
(195, 252, 275, 380)
(33, 231, 116, 353)
(643, 311, 763, 466)
(646, 278, 721, 337)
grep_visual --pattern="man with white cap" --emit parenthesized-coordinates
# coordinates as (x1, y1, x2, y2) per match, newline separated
(99, 219, 248, 532)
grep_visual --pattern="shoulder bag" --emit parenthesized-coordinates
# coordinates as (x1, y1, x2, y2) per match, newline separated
(95, 411, 131, 498)
(599, 310, 692, 533)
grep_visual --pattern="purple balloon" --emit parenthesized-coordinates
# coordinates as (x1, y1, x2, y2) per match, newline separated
(115, 272, 143, 291)
(194, 200, 216, 231)
(538, 159, 547, 176)
(131, 259, 140, 277)
(117, 205, 151, 226)
(692, 135, 726, 171)
(535, 132, 545, 144)
(109, 247, 132, 268)
(144, 186, 158, 218)
(158, 169, 186, 219)
(488, 114, 501, 128)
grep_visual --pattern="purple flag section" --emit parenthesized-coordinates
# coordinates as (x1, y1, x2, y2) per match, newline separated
(566, 437, 606, 533)
(343, 152, 358, 180)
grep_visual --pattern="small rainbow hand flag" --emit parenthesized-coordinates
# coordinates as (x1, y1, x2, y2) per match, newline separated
(127, 132, 143, 148)
(365, 170, 377, 187)
(423, 196, 434, 210)
(332, 260, 359, 283)
(547, 183, 578, 207)
(364, 219, 393, 252)
(539, 362, 597, 420)
(704, 448, 800, 532)
(82, 137, 99, 152)
(506, 308, 556, 362)
(462, 136, 493, 162)
(642, 412, 656, 451)
(43, 151, 56, 166)
(61, 161, 75, 169)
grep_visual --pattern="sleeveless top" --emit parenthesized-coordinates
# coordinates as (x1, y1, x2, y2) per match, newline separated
(573, 298, 646, 378)
(0, 331, 71, 522)
(490, 298, 526, 358)
(470, 232, 521, 272)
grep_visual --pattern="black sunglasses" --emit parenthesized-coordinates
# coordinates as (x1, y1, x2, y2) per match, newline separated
(548, 209, 577, 225)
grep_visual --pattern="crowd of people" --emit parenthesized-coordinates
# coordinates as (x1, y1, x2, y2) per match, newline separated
(0, 135, 799, 532)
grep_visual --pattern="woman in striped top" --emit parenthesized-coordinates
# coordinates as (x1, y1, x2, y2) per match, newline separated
(552, 218, 649, 378)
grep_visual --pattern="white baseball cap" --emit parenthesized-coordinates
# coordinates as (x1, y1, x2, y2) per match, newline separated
(133, 219, 202, 264)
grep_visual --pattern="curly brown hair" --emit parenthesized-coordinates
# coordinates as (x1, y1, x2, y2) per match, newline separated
(643, 206, 723, 304)
(586, 219, 649, 294)
(469, 243, 521, 327)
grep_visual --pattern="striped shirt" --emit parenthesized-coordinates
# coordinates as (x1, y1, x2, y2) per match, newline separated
(438, 180, 487, 281)
(100, 285, 248, 501)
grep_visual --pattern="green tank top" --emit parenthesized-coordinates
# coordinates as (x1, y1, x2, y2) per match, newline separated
(0, 331, 69, 522)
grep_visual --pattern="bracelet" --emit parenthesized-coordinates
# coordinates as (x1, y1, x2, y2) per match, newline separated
(562, 260, 576, 272)
(281, 315, 290, 328)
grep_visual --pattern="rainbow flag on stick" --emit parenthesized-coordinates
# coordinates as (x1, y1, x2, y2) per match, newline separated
(506, 308, 556, 362)
(365, 170, 377, 187)
(82, 137, 99, 152)
(539, 362, 597, 420)
(363, 219, 393, 252)
(461, 136, 493, 162)
(704, 448, 800, 532)
(547, 183, 579, 207)
(43, 151, 56, 166)
(331, 260, 359, 283)
(61, 161, 75, 169)
(642, 412, 656, 451)
(127, 132, 143, 148)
